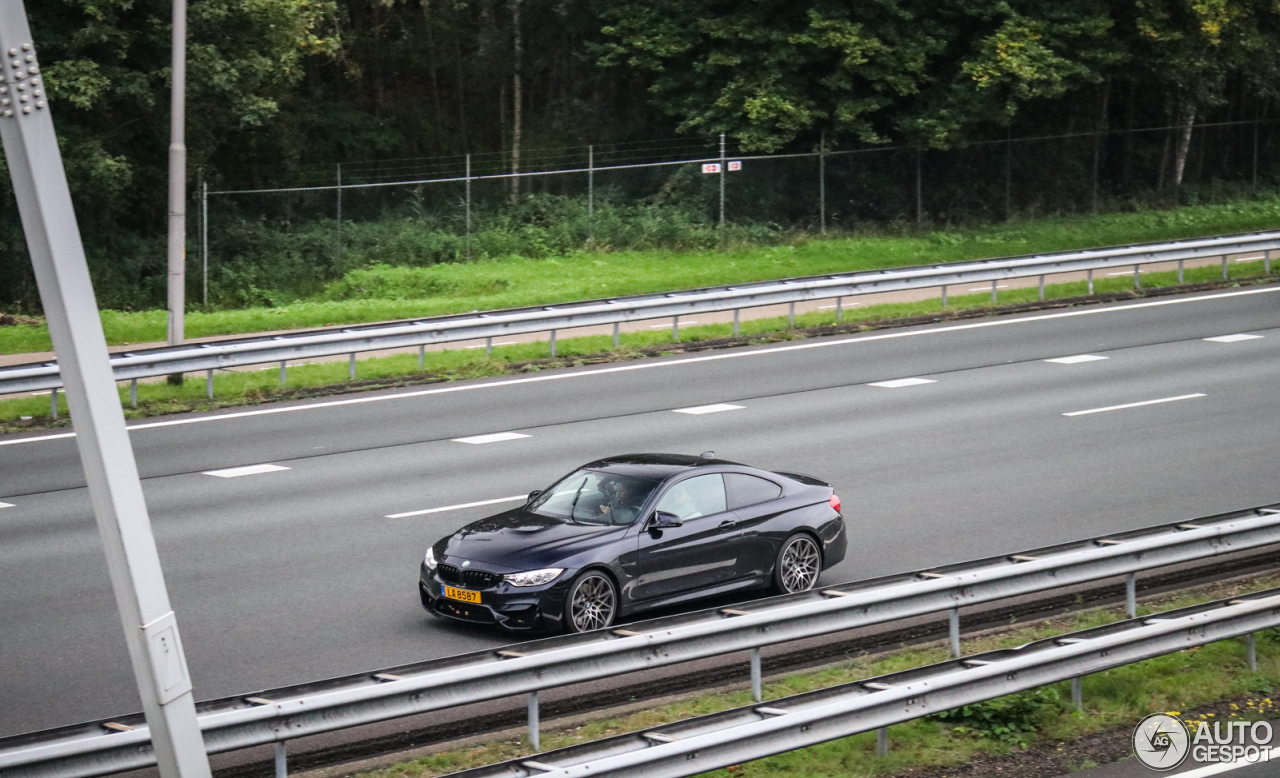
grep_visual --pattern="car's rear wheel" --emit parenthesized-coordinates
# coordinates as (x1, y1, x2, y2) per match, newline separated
(565, 570, 617, 633)
(774, 533, 822, 594)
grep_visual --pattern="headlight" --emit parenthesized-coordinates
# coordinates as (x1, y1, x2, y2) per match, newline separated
(504, 568, 564, 587)
(424, 547, 438, 571)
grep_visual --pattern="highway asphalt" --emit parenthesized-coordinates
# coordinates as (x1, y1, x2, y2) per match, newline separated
(3, 285, 1280, 737)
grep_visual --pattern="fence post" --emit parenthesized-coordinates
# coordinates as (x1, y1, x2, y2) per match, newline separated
(465, 153, 472, 261)
(335, 163, 342, 264)
(588, 145, 594, 243)
(750, 647, 762, 702)
(915, 148, 923, 227)
(719, 133, 726, 249)
(1092, 129, 1101, 214)
(819, 130, 827, 234)
(200, 177, 208, 308)
(527, 691, 540, 751)
(949, 607, 961, 658)
(274, 742, 287, 778)
(1254, 119, 1260, 191)
(1004, 128, 1012, 222)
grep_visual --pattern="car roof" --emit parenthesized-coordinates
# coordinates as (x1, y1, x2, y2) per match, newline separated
(582, 453, 744, 480)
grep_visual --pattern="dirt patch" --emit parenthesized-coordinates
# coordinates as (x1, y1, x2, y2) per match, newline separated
(0, 314, 40, 327)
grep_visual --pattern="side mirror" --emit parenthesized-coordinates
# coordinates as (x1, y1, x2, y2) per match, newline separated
(651, 511, 683, 529)
(527, 490, 543, 503)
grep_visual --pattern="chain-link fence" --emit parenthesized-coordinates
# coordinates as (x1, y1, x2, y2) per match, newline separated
(194, 118, 1280, 307)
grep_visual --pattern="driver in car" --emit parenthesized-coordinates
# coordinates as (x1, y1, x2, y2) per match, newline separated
(598, 477, 645, 525)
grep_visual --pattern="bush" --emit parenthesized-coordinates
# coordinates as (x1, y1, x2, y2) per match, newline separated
(933, 687, 1065, 747)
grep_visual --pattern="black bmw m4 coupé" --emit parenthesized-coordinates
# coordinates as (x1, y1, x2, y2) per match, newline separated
(419, 453, 846, 633)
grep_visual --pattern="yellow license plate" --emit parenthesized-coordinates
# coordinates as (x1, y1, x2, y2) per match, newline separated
(443, 586, 481, 604)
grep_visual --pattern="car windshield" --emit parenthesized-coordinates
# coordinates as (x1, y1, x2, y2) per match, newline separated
(529, 470, 659, 526)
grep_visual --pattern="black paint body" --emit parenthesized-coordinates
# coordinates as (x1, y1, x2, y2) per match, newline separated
(419, 454, 847, 632)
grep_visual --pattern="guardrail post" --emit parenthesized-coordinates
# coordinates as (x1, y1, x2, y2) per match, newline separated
(1126, 572, 1137, 619)
(278, 361, 286, 385)
(50, 386, 58, 419)
(949, 607, 961, 658)
(941, 285, 947, 308)
(527, 691, 540, 751)
(483, 339, 491, 357)
(612, 323, 620, 349)
(1247, 633, 1258, 672)
(205, 369, 213, 399)
(420, 344, 427, 364)
(1178, 259, 1185, 284)
(1072, 677, 1083, 712)
(274, 742, 287, 778)
(750, 647, 762, 702)
(788, 302, 795, 328)
(836, 297, 843, 323)
(990, 279, 997, 304)
(1133, 265, 1141, 290)
(1087, 269, 1094, 295)
(1222, 255, 1229, 280)
(876, 726, 889, 756)
(1038, 275, 1045, 301)
(1266, 250, 1271, 275)
(129, 378, 138, 408)
(672, 316, 679, 341)
(550, 330, 557, 357)
(348, 354, 356, 379)
(732, 309, 740, 336)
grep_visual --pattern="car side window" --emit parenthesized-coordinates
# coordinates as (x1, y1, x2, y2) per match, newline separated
(655, 474, 727, 521)
(724, 473, 783, 510)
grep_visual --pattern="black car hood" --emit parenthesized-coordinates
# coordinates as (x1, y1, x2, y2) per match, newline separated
(440, 507, 628, 568)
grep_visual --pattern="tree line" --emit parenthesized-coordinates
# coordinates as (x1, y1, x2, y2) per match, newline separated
(2, 0, 1280, 311)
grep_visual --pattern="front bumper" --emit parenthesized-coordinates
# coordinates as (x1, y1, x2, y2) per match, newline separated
(418, 563, 571, 632)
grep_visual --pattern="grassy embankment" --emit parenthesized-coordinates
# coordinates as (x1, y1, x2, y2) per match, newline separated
(353, 575, 1280, 778)
(2, 196, 1279, 426)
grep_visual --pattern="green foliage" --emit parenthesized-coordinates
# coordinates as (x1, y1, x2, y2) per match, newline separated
(934, 687, 1065, 746)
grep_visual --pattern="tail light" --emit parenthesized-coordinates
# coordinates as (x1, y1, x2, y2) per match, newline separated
(829, 494, 841, 513)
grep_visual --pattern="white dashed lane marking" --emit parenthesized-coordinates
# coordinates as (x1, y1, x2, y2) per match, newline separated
(1204, 334, 1263, 343)
(452, 432, 531, 445)
(203, 464, 291, 478)
(0, 502, 13, 509)
(1045, 354, 1109, 364)
(673, 403, 745, 415)
(1063, 394, 1206, 417)
(387, 495, 527, 519)
(869, 378, 937, 388)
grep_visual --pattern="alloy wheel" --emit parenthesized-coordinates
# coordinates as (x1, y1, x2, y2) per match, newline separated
(779, 535, 821, 593)
(568, 572, 616, 632)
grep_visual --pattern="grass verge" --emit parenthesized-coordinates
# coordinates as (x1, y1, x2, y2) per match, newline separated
(347, 574, 1280, 778)
(3, 195, 1280, 355)
(1, 259, 1273, 432)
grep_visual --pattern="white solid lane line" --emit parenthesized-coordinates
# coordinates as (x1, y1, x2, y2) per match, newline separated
(649, 321, 698, 328)
(464, 341, 518, 349)
(869, 378, 936, 388)
(673, 403, 745, 415)
(387, 495, 527, 519)
(4, 286, 1278, 448)
(969, 285, 1010, 291)
(1045, 354, 1109, 364)
(1063, 394, 1206, 417)
(452, 431, 531, 445)
(202, 463, 291, 478)
(0, 502, 13, 509)
(1205, 334, 1264, 343)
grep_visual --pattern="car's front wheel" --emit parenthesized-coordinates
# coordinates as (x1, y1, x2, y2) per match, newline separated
(774, 533, 822, 594)
(565, 570, 617, 633)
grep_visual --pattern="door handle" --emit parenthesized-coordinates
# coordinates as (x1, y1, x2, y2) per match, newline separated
(718, 520, 737, 528)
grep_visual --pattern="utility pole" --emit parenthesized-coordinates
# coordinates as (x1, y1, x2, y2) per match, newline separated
(166, 0, 187, 382)
(0, 5, 212, 778)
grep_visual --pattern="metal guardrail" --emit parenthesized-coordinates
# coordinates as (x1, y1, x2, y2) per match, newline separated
(2, 230, 1278, 397)
(4, 503, 1280, 778)
(447, 588, 1280, 778)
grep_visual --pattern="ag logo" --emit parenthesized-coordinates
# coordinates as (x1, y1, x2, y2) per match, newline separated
(1133, 713, 1190, 771)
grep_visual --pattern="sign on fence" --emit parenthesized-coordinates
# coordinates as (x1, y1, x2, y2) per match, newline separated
(702, 163, 721, 174)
